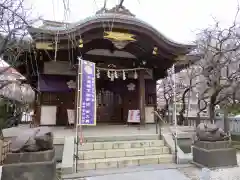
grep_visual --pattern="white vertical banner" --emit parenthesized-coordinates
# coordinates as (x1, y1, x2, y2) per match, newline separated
(172, 64, 177, 127)
(169, 64, 178, 164)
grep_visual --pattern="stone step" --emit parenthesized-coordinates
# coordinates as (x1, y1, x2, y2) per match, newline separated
(54, 134, 159, 145)
(78, 140, 165, 151)
(78, 146, 170, 160)
(82, 134, 159, 143)
(77, 154, 174, 171)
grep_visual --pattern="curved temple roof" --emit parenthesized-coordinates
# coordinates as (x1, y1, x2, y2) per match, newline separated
(28, 6, 194, 52)
(28, 5, 198, 78)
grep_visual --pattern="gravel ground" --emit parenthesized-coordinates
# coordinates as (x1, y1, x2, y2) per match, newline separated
(177, 165, 240, 180)
(175, 153, 240, 180)
(209, 167, 240, 180)
(61, 165, 240, 180)
(177, 166, 201, 180)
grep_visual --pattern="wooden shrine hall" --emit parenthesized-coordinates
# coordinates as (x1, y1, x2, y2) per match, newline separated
(24, 4, 196, 126)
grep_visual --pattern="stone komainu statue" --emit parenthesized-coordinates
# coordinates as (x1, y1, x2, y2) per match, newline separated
(196, 123, 229, 141)
(10, 127, 53, 153)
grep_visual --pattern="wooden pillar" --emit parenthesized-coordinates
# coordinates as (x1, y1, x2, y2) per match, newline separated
(139, 70, 146, 126)
(74, 72, 78, 127)
(34, 93, 41, 126)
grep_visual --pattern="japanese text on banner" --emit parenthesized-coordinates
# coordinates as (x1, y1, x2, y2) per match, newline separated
(79, 60, 96, 126)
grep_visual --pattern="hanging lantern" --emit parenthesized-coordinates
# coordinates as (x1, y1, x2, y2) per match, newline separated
(122, 70, 126, 80)
(79, 38, 83, 48)
(114, 71, 118, 79)
(96, 69, 100, 78)
(134, 70, 138, 79)
(152, 47, 158, 55)
(107, 70, 111, 78)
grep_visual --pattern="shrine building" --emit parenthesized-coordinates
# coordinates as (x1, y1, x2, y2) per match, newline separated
(24, 5, 197, 126)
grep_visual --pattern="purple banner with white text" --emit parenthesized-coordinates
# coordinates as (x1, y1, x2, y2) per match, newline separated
(78, 60, 96, 126)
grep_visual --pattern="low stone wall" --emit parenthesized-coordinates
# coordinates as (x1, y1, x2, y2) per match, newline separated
(2, 149, 56, 180)
(162, 126, 195, 164)
(4, 149, 54, 164)
(61, 136, 75, 174)
(2, 159, 56, 180)
(192, 141, 237, 168)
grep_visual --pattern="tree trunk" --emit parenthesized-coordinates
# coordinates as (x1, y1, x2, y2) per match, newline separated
(196, 112, 201, 127)
(160, 103, 169, 123)
(178, 88, 190, 126)
(196, 100, 201, 127)
(209, 104, 215, 124)
(223, 108, 229, 133)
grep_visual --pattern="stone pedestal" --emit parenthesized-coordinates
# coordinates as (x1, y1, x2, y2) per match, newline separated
(192, 141, 237, 168)
(1, 149, 56, 180)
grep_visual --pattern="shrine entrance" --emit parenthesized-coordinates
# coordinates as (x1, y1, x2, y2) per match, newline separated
(96, 88, 123, 124)
(96, 79, 122, 124)
(96, 79, 138, 124)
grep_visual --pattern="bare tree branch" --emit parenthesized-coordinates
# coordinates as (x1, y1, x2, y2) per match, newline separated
(194, 6, 240, 122)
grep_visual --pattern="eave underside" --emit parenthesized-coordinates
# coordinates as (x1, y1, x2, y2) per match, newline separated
(25, 19, 196, 80)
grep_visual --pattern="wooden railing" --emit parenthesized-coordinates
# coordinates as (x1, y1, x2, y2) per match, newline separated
(184, 117, 211, 127)
(166, 115, 211, 127)
(167, 116, 240, 135)
(152, 111, 168, 140)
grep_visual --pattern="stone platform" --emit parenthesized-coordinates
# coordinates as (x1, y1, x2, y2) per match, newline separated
(192, 141, 237, 168)
(2, 149, 56, 180)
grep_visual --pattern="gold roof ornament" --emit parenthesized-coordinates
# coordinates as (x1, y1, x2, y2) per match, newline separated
(174, 55, 187, 61)
(104, 31, 136, 42)
(36, 42, 54, 50)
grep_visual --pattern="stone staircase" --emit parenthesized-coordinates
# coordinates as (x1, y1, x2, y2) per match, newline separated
(76, 138, 173, 172)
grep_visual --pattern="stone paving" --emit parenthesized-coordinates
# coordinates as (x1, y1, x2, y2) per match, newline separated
(62, 164, 196, 180)
(86, 169, 190, 180)
(80, 163, 240, 180)
(177, 166, 200, 180)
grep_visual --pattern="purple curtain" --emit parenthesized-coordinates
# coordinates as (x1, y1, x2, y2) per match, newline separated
(38, 75, 75, 92)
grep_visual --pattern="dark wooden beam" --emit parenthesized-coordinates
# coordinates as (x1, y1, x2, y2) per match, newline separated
(139, 69, 146, 126)
(82, 54, 137, 68)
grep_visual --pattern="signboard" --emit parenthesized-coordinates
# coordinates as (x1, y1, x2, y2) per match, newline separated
(67, 109, 75, 125)
(127, 110, 140, 123)
(78, 60, 96, 126)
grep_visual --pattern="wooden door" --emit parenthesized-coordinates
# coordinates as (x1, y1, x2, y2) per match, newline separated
(56, 92, 75, 125)
(96, 89, 123, 124)
(123, 91, 139, 123)
(57, 101, 67, 125)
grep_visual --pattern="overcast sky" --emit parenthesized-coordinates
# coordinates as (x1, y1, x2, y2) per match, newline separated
(25, 0, 240, 44)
